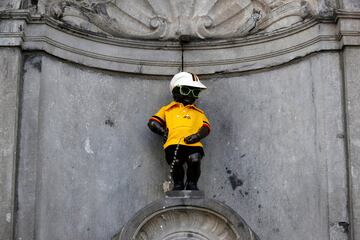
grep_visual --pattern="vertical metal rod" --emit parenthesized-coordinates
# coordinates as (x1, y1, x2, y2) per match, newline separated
(181, 43, 184, 71)
(179, 35, 190, 72)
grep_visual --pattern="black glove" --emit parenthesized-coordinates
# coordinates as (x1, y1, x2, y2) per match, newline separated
(148, 120, 166, 136)
(184, 125, 210, 144)
(184, 133, 201, 144)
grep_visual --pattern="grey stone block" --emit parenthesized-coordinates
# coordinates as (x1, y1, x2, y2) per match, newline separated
(0, 47, 21, 240)
(15, 55, 42, 240)
(343, 46, 360, 240)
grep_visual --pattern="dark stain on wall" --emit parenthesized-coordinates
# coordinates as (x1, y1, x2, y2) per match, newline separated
(228, 173, 243, 190)
(338, 222, 349, 233)
(27, 55, 42, 72)
(105, 117, 114, 127)
(273, 227, 280, 233)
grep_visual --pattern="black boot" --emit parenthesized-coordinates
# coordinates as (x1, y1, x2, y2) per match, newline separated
(185, 182, 199, 190)
(173, 182, 185, 190)
(186, 153, 202, 191)
(171, 159, 185, 191)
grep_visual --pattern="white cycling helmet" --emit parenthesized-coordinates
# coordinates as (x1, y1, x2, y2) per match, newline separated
(169, 72, 207, 93)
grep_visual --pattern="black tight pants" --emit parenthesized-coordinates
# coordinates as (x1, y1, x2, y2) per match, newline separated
(168, 152, 202, 185)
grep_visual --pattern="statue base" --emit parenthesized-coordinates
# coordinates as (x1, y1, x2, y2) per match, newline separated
(113, 191, 260, 240)
(165, 190, 204, 199)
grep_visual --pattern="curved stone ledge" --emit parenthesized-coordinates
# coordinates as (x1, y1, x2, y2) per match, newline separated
(0, 10, 360, 74)
(113, 194, 260, 240)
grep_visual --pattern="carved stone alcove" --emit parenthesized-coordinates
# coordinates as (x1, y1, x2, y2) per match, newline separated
(1, 0, 343, 75)
(114, 192, 260, 240)
(42, 0, 317, 40)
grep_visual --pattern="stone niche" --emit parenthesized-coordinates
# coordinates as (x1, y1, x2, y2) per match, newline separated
(2, 0, 359, 240)
(14, 51, 348, 240)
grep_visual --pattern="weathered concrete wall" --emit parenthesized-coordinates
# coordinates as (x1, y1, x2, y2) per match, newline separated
(16, 52, 348, 240)
(343, 46, 360, 240)
(0, 47, 21, 240)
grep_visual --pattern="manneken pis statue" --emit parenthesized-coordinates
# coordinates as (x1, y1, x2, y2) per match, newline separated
(147, 72, 211, 191)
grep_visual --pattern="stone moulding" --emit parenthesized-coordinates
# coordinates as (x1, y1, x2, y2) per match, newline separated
(113, 197, 260, 240)
(43, 0, 316, 40)
(0, 10, 360, 74)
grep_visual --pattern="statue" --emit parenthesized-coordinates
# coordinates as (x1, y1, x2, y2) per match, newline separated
(148, 72, 210, 191)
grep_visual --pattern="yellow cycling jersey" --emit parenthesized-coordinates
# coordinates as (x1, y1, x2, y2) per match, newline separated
(150, 101, 210, 149)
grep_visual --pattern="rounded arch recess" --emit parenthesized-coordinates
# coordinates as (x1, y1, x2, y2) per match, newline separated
(113, 198, 260, 240)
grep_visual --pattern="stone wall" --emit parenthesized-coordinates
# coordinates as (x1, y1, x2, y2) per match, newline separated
(0, 48, 21, 240)
(1, 0, 360, 240)
(15, 52, 347, 240)
(343, 46, 360, 240)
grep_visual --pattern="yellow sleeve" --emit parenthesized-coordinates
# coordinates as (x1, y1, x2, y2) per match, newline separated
(202, 114, 210, 130)
(149, 106, 166, 126)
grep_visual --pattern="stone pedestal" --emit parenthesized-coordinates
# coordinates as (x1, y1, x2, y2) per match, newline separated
(113, 192, 260, 240)
(165, 190, 204, 199)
